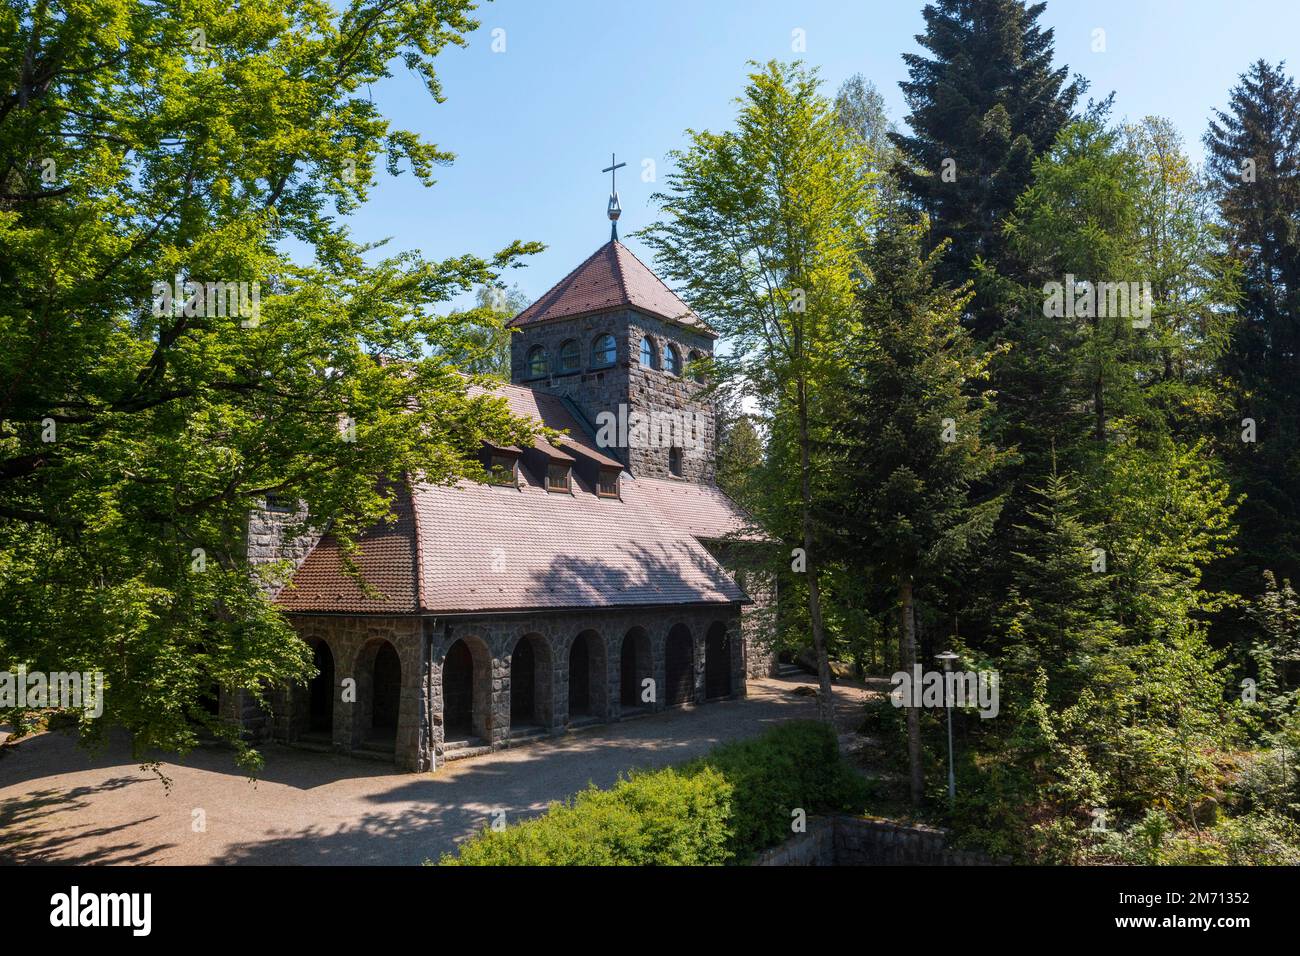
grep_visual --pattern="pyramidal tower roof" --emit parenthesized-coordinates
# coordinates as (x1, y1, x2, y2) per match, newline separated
(509, 240, 712, 336)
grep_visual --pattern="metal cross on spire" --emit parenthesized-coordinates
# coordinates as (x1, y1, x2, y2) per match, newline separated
(602, 152, 626, 242)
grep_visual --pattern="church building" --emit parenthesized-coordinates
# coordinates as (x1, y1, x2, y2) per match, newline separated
(242, 185, 774, 772)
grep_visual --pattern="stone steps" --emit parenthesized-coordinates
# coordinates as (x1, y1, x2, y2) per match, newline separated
(442, 737, 492, 762)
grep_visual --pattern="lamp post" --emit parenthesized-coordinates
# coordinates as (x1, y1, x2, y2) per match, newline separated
(935, 650, 960, 807)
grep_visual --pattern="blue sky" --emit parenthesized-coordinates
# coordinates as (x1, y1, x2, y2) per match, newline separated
(341, 0, 1299, 310)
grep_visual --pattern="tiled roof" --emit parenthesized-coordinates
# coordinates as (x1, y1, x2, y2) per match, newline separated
(623, 477, 767, 543)
(274, 381, 758, 615)
(411, 475, 746, 614)
(470, 381, 624, 470)
(274, 481, 420, 614)
(509, 240, 710, 333)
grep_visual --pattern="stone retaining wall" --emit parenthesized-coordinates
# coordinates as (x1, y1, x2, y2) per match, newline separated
(755, 815, 1003, 866)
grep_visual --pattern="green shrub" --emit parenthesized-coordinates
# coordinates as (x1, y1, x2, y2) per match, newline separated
(685, 720, 872, 860)
(441, 765, 733, 866)
(440, 720, 870, 865)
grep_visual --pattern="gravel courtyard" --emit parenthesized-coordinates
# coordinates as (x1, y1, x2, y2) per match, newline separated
(0, 676, 869, 866)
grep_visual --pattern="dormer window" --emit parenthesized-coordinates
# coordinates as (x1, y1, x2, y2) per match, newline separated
(591, 333, 616, 368)
(488, 453, 518, 486)
(669, 446, 683, 477)
(597, 468, 620, 498)
(665, 344, 681, 376)
(546, 462, 571, 493)
(527, 345, 548, 377)
(639, 335, 658, 369)
(559, 339, 580, 373)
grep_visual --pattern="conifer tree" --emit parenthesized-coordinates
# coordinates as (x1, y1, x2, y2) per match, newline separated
(998, 471, 1125, 707)
(891, 0, 1082, 335)
(1205, 60, 1300, 587)
(824, 207, 1006, 803)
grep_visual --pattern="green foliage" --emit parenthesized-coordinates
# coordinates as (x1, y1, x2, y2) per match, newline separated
(441, 721, 870, 866)
(890, 0, 1083, 335)
(824, 206, 1007, 584)
(683, 719, 872, 859)
(997, 472, 1126, 707)
(713, 387, 764, 512)
(641, 59, 879, 719)
(437, 284, 531, 379)
(1205, 60, 1300, 589)
(1245, 572, 1300, 727)
(1084, 808, 1300, 866)
(0, 0, 541, 765)
(442, 766, 734, 867)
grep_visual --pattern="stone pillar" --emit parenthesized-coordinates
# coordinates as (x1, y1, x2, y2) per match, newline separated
(334, 652, 355, 756)
(692, 630, 706, 705)
(550, 633, 568, 733)
(651, 630, 667, 712)
(606, 634, 622, 721)
(426, 634, 442, 770)
(489, 654, 510, 747)
(395, 636, 424, 771)
(734, 613, 747, 698)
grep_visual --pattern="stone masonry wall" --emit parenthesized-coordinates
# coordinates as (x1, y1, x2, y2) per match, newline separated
(245, 497, 322, 589)
(755, 815, 1004, 866)
(509, 307, 716, 482)
(273, 604, 745, 772)
(741, 571, 779, 679)
(426, 604, 744, 766)
(277, 615, 426, 770)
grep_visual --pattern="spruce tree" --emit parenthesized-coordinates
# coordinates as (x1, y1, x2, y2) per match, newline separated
(1205, 60, 1300, 587)
(824, 206, 1006, 804)
(891, 0, 1082, 335)
(998, 471, 1125, 707)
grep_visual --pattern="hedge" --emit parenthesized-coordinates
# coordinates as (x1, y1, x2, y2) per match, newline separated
(439, 720, 870, 865)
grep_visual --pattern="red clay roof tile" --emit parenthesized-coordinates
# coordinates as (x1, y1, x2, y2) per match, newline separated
(274, 386, 756, 615)
(508, 240, 710, 333)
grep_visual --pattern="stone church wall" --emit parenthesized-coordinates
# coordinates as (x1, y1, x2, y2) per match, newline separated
(423, 604, 744, 768)
(245, 496, 321, 588)
(510, 307, 716, 482)
(266, 603, 745, 772)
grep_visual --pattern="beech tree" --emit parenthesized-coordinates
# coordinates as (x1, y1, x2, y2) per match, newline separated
(641, 60, 875, 721)
(0, 0, 540, 765)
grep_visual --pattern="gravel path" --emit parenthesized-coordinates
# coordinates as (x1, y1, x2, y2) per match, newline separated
(0, 676, 869, 866)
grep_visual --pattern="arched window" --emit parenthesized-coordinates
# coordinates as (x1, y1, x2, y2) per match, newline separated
(527, 345, 547, 377)
(689, 350, 706, 383)
(639, 336, 658, 369)
(558, 339, 580, 373)
(665, 344, 681, 376)
(591, 333, 616, 368)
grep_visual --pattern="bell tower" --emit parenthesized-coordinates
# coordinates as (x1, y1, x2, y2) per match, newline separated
(507, 158, 717, 482)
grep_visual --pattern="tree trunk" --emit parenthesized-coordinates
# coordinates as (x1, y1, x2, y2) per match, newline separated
(900, 577, 924, 806)
(797, 379, 835, 724)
